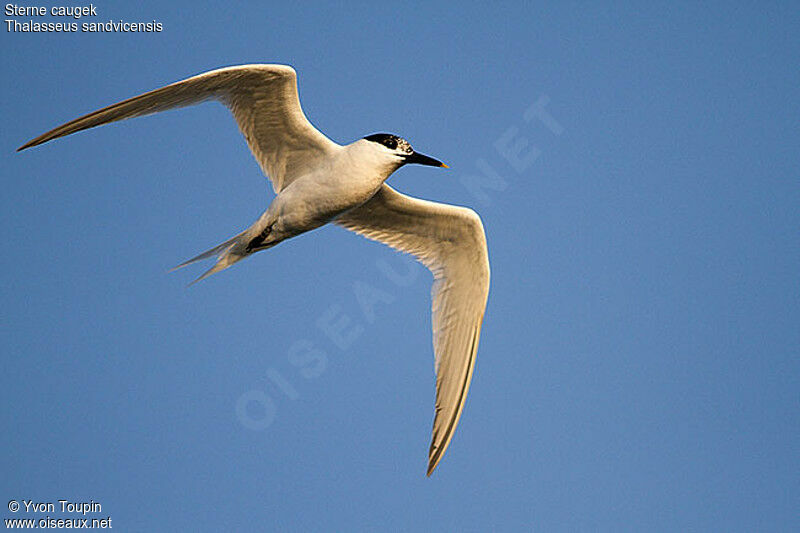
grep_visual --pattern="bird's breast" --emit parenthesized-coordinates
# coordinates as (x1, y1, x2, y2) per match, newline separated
(270, 167, 384, 236)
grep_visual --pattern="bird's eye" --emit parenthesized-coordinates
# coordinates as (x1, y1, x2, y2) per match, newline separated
(384, 138, 397, 149)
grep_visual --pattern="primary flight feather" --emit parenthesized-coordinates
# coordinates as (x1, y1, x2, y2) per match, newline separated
(18, 64, 490, 476)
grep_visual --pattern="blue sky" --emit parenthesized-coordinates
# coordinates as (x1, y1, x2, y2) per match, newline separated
(2, 1, 798, 531)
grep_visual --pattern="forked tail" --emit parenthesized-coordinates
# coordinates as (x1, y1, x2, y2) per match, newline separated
(170, 231, 252, 285)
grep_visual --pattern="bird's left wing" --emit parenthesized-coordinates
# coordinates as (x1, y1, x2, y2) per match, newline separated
(335, 184, 490, 476)
(18, 64, 338, 193)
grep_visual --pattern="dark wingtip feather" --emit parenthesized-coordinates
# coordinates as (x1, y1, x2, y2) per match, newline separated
(426, 457, 438, 477)
(18, 133, 52, 152)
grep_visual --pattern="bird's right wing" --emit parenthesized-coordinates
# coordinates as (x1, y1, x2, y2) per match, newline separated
(18, 64, 338, 193)
(335, 185, 490, 476)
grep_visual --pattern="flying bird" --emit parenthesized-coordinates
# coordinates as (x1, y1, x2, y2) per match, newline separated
(18, 64, 490, 476)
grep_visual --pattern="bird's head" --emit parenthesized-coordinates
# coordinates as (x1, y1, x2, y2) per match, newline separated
(362, 133, 448, 170)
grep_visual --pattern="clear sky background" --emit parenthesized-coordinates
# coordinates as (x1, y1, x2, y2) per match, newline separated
(2, 2, 798, 531)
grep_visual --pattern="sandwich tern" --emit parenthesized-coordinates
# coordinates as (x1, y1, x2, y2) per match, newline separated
(18, 64, 490, 476)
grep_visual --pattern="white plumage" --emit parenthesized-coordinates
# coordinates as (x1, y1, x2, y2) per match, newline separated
(19, 64, 490, 476)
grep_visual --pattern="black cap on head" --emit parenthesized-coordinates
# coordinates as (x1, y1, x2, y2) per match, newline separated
(363, 132, 447, 168)
(364, 133, 412, 153)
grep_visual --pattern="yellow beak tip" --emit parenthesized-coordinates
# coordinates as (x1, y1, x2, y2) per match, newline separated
(440, 163, 450, 169)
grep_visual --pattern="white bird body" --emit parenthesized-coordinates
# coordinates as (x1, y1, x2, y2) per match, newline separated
(263, 139, 402, 238)
(18, 64, 490, 476)
(193, 138, 408, 279)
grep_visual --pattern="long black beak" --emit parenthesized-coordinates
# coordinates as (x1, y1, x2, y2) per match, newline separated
(405, 151, 449, 168)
